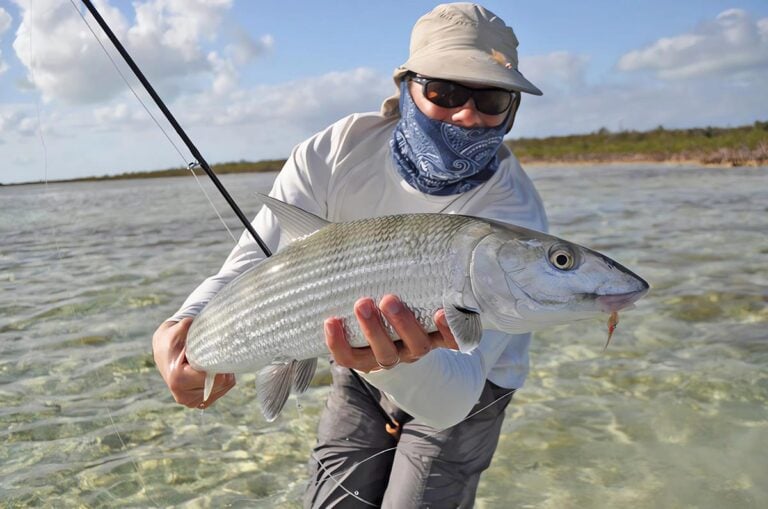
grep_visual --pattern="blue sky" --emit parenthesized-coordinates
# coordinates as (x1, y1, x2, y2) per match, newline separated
(1, 0, 767, 183)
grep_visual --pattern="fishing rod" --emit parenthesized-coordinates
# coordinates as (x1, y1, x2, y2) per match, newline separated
(78, 0, 271, 258)
(79, 0, 400, 434)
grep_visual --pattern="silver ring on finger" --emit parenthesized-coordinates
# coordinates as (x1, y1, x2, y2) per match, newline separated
(376, 354, 401, 370)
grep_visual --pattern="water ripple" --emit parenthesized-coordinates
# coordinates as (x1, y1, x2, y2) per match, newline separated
(1, 169, 767, 507)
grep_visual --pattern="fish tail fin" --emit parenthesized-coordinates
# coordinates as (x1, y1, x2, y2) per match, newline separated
(257, 358, 318, 421)
(203, 372, 216, 403)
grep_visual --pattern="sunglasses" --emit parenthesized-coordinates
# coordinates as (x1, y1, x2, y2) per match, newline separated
(409, 75, 519, 116)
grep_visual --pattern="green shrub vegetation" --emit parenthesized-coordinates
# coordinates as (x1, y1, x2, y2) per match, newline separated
(507, 121, 768, 166)
(67, 159, 287, 182)
(5, 122, 766, 185)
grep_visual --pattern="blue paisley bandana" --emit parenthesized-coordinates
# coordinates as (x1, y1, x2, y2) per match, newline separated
(390, 80, 506, 196)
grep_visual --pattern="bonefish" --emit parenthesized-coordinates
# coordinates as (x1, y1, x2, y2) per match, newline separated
(186, 194, 649, 420)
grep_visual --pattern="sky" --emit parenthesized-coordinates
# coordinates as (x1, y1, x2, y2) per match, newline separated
(0, 0, 767, 184)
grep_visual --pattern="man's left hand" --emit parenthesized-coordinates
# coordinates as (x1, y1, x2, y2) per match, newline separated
(325, 294, 458, 373)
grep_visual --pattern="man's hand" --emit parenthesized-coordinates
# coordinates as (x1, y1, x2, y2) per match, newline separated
(325, 294, 458, 373)
(152, 317, 236, 409)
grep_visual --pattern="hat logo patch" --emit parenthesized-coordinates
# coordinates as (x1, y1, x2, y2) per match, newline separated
(490, 49, 514, 69)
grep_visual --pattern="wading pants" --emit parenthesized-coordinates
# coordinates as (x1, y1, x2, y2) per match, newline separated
(303, 362, 515, 509)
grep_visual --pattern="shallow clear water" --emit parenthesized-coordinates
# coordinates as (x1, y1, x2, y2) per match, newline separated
(1, 165, 766, 508)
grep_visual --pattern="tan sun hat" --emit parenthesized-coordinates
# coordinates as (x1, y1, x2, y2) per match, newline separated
(381, 2, 542, 117)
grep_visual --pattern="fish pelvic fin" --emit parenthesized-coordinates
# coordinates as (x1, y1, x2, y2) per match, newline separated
(257, 358, 318, 421)
(254, 193, 330, 243)
(444, 303, 483, 352)
(292, 358, 318, 393)
(203, 372, 216, 403)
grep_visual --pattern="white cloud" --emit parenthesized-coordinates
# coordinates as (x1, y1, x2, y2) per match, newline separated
(0, 7, 12, 74)
(519, 51, 590, 94)
(16, 115, 38, 136)
(205, 29, 274, 97)
(127, 0, 230, 61)
(10, 0, 242, 104)
(617, 9, 768, 80)
(92, 102, 149, 129)
(0, 108, 34, 137)
(227, 30, 273, 66)
(206, 52, 236, 96)
(253, 68, 392, 130)
(0, 7, 11, 33)
(3, 5, 766, 185)
(514, 77, 768, 139)
(177, 64, 395, 139)
(509, 10, 768, 138)
(0, 66, 393, 183)
(12, 0, 125, 103)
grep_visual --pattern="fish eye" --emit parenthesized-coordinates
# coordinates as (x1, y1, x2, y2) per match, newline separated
(548, 246, 577, 271)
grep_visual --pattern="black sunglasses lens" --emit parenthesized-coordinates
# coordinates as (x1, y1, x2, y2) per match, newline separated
(423, 81, 471, 109)
(474, 90, 513, 115)
(421, 78, 514, 115)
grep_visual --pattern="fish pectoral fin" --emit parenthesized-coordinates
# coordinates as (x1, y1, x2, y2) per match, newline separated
(444, 303, 483, 353)
(203, 372, 216, 403)
(253, 193, 331, 243)
(292, 358, 317, 393)
(257, 361, 296, 422)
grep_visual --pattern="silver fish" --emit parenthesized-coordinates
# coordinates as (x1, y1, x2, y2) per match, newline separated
(186, 195, 649, 420)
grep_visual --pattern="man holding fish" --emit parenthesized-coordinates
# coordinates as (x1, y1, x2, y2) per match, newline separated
(152, 3, 647, 508)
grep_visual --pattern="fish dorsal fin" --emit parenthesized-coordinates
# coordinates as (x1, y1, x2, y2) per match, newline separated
(254, 193, 330, 243)
(443, 302, 483, 353)
(292, 358, 317, 393)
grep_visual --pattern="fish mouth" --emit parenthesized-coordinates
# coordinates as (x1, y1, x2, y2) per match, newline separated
(596, 287, 649, 313)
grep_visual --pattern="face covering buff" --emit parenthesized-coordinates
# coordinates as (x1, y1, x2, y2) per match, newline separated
(390, 80, 506, 196)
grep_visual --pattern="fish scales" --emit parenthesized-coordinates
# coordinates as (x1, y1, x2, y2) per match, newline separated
(186, 214, 476, 373)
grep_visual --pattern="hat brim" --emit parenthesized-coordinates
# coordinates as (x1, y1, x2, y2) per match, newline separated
(403, 49, 542, 96)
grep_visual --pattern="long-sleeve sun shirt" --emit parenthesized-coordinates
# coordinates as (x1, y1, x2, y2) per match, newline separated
(170, 112, 549, 429)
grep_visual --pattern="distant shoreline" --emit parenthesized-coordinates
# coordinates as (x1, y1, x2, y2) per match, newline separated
(522, 154, 766, 168)
(4, 156, 762, 188)
(5, 157, 762, 187)
(4, 122, 766, 186)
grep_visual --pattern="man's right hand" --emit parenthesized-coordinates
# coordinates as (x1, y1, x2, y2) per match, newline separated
(152, 317, 236, 409)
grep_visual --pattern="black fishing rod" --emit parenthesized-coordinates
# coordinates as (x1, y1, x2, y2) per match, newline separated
(79, 0, 271, 258)
(80, 0, 400, 435)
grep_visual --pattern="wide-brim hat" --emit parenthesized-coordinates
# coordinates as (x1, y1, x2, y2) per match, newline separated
(382, 3, 541, 118)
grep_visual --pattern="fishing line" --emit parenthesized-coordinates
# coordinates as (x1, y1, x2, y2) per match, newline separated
(107, 409, 161, 508)
(76, 0, 272, 256)
(66, 0, 239, 245)
(65, 2, 516, 504)
(25, 2, 157, 505)
(29, 0, 54, 231)
(28, 3, 235, 503)
(312, 459, 380, 507)
(67, 0, 187, 166)
(72, 0, 407, 437)
(311, 388, 517, 507)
